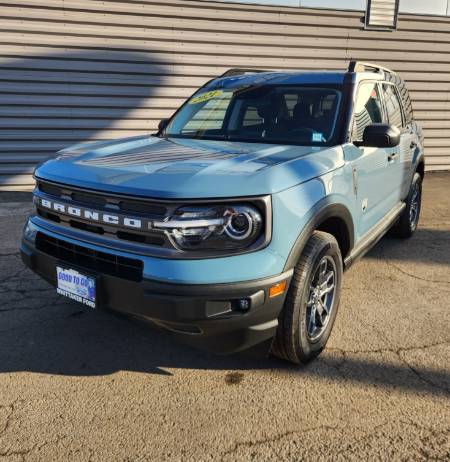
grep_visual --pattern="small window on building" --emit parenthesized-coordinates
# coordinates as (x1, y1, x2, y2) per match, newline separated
(352, 82, 383, 141)
(382, 84, 404, 129)
(365, 0, 400, 30)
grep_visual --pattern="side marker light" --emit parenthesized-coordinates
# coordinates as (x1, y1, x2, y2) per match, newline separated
(269, 281, 287, 298)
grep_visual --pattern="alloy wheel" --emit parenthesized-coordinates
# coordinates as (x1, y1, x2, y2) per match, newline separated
(306, 256, 337, 341)
(409, 181, 421, 229)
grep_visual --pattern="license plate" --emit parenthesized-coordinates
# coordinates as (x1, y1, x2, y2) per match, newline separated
(56, 266, 96, 309)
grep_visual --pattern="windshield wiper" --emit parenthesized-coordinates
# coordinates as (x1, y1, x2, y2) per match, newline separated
(168, 131, 227, 140)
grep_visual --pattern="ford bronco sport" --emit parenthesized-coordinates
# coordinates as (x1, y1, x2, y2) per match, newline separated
(21, 61, 424, 364)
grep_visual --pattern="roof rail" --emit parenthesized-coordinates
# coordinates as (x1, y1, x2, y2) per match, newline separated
(220, 68, 270, 78)
(348, 61, 395, 75)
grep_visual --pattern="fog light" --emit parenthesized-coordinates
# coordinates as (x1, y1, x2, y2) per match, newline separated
(237, 299, 250, 311)
(269, 281, 287, 298)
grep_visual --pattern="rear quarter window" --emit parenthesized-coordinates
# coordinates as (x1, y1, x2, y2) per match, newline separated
(385, 73, 414, 125)
(382, 84, 404, 129)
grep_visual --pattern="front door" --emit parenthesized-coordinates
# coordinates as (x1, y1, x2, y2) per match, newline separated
(381, 82, 414, 202)
(344, 81, 396, 238)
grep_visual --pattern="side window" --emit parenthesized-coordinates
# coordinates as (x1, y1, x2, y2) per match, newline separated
(242, 106, 263, 127)
(284, 94, 299, 117)
(352, 82, 383, 141)
(382, 84, 404, 129)
(397, 82, 413, 125)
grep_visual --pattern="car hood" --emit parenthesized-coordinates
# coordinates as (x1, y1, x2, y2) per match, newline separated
(35, 136, 344, 199)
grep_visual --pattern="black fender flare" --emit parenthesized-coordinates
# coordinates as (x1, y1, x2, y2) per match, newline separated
(283, 199, 355, 272)
(414, 152, 425, 177)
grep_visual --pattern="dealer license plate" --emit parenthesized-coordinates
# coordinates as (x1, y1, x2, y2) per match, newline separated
(56, 266, 96, 308)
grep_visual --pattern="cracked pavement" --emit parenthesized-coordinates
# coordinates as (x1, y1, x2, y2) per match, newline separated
(0, 174, 449, 461)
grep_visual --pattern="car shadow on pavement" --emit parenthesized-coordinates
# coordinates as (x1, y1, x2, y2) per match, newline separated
(0, 300, 448, 398)
(365, 228, 450, 267)
(1, 213, 449, 397)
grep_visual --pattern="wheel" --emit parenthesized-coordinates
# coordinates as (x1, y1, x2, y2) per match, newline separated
(392, 172, 422, 238)
(271, 231, 343, 364)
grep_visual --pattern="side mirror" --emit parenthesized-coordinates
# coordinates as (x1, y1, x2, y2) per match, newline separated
(355, 123, 400, 148)
(158, 118, 170, 133)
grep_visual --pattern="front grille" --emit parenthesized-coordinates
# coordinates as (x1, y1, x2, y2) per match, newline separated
(38, 180, 167, 218)
(36, 232, 143, 282)
(35, 180, 171, 248)
(71, 191, 106, 207)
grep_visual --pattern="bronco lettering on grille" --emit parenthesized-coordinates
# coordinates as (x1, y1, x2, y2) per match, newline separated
(40, 198, 146, 230)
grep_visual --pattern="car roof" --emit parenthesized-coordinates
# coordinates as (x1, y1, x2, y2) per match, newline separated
(208, 69, 390, 89)
(209, 71, 348, 88)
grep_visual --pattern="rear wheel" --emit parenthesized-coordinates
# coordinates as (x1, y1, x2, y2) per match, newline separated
(271, 231, 343, 364)
(392, 172, 422, 238)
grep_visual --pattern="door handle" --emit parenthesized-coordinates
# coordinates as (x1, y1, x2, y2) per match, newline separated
(410, 141, 417, 150)
(388, 152, 397, 162)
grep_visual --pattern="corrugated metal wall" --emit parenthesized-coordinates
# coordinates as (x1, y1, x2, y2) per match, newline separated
(1, 0, 449, 190)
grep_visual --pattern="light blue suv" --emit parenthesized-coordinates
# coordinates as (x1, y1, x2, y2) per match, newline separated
(21, 61, 424, 363)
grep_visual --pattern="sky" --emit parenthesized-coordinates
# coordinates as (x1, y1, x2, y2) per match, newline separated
(218, 0, 450, 16)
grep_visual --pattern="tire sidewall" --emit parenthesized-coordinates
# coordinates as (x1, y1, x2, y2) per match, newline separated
(293, 238, 343, 361)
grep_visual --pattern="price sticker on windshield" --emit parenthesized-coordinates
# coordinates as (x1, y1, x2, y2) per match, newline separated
(189, 90, 223, 105)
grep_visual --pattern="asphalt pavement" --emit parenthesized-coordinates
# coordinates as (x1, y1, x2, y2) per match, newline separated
(0, 173, 449, 461)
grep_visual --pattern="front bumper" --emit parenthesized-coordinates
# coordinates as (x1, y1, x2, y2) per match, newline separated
(20, 231, 292, 354)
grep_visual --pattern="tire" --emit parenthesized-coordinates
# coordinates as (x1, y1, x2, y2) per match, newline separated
(271, 231, 343, 364)
(392, 172, 422, 239)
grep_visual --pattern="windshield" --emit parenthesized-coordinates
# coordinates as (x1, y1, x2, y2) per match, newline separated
(165, 84, 342, 145)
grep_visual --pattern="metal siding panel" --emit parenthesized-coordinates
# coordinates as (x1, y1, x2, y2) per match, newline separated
(6, 16, 450, 45)
(0, 0, 448, 190)
(426, 156, 450, 165)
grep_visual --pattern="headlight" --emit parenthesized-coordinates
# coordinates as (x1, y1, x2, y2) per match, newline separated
(152, 204, 264, 252)
(23, 219, 38, 243)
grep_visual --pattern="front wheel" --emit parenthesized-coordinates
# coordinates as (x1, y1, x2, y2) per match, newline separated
(271, 231, 343, 364)
(392, 172, 422, 238)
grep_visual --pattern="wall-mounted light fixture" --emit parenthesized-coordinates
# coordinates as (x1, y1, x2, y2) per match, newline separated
(365, 0, 400, 30)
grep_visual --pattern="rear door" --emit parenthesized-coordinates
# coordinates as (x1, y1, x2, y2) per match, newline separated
(396, 81, 421, 199)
